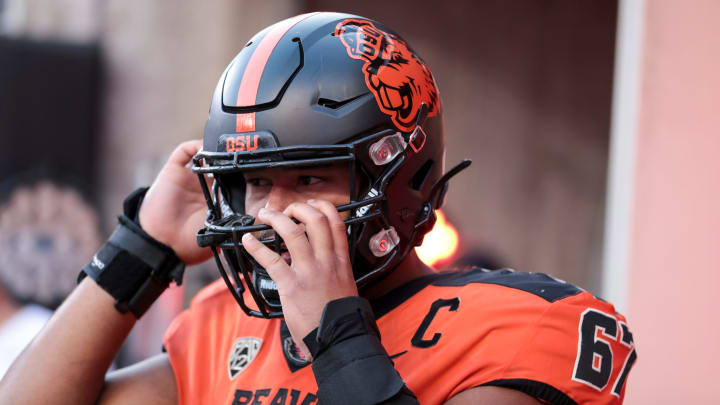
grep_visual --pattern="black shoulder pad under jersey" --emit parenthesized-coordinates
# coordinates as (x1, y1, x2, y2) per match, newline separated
(433, 268, 584, 303)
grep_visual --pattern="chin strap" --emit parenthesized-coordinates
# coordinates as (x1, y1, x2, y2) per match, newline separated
(413, 159, 472, 245)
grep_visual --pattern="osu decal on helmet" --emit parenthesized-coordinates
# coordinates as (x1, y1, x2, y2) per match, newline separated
(192, 12, 470, 318)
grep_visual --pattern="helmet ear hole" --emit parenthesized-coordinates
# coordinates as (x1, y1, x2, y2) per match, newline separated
(410, 160, 434, 191)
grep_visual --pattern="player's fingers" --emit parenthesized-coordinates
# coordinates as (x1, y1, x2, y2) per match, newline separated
(283, 202, 335, 263)
(256, 208, 313, 264)
(241, 232, 292, 285)
(307, 199, 350, 265)
(168, 139, 203, 166)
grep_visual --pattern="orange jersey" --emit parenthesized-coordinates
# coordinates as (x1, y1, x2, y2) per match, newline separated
(163, 269, 636, 405)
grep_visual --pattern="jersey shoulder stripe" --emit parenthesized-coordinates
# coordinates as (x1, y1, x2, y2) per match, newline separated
(371, 268, 585, 318)
(433, 268, 584, 303)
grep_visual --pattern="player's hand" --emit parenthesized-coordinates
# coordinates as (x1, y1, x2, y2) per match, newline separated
(139, 140, 211, 265)
(241, 200, 358, 359)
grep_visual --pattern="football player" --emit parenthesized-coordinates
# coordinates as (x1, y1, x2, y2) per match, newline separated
(0, 12, 636, 405)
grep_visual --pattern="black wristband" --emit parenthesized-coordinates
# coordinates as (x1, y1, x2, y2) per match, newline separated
(79, 187, 185, 318)
(304, 297, 419, 405)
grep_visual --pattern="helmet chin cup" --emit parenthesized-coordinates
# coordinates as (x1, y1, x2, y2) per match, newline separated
(254, 272, 282, 309)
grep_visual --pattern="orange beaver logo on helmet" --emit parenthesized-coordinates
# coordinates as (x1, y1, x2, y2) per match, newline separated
(335, 19, 441, 133)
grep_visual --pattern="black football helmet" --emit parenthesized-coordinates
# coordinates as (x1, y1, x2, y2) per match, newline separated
(193, 12, 470, 318)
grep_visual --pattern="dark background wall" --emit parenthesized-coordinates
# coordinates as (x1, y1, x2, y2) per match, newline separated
(305, 0, 617, 291)
(0, 38, 101, 198)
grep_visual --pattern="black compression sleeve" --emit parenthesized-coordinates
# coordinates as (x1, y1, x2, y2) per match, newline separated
(78, 187, 185, 318)
(304, 297, 420, 405)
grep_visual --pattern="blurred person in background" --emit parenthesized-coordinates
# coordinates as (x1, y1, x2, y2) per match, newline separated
(0, 12, 636, 405)
(0, 175, 101, 378)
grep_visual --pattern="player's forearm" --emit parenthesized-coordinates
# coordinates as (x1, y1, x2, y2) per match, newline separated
(0, 278, 135, 405)
(305, 297, 420, 405)
(0, 186, 185, 404)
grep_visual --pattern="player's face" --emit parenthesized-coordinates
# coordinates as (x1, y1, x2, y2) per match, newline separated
(243, 165, 351, 265)
(243, 164, 351, 222)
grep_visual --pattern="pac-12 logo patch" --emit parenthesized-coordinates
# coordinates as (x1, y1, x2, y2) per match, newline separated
(228, 337, 262, 380)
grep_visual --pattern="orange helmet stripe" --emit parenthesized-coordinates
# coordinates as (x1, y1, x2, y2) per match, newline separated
(235, 13, 318, 133)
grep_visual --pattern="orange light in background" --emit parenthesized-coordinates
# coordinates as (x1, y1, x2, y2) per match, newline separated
(415, 210, 459, 268)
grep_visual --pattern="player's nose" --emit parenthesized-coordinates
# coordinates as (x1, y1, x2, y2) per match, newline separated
(263, 184, 301, 213)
